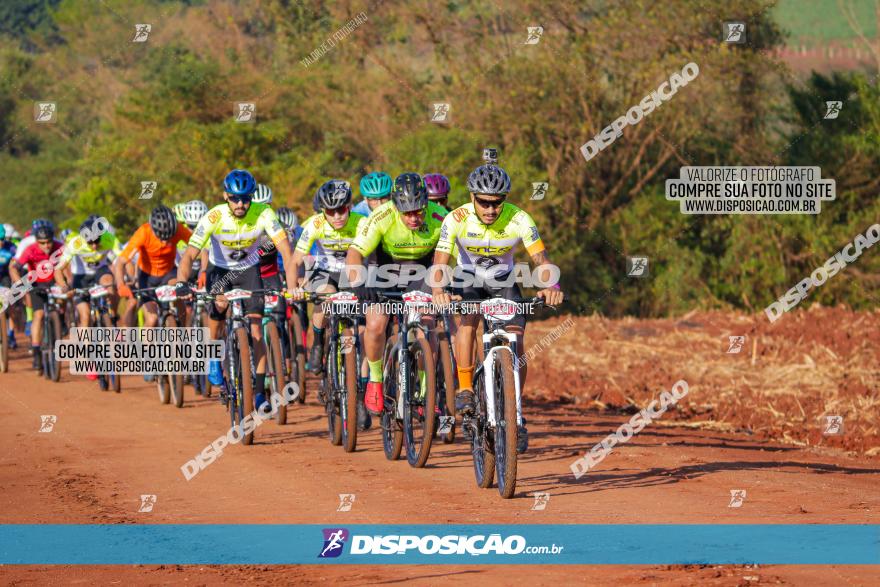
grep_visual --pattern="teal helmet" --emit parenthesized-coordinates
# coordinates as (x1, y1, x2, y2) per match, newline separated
(359, 172, 393, 199)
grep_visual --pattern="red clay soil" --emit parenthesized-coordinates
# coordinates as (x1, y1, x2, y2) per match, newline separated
(0, 307, 877, 584)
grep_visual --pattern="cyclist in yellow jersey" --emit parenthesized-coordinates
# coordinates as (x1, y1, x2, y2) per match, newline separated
(175, 169, 299, 414)
(432, 161, 564, 453)
(344, 172, 448, 415)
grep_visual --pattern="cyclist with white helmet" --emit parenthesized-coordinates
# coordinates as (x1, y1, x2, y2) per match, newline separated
(289, 181, 367, 376)
(352, 172, 393, 217)
(178, 200, 210, 288)
(431, 158, 564, 453)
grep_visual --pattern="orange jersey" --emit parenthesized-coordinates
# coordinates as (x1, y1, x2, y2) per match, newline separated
(120, 223, 192, 276)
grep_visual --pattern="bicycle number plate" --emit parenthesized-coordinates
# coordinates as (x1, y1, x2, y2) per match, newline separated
(88, 285, 111, 298)
(156, 285, 177, 302)
(193, 286, 207, 295)
(402, 290, 432, 307)
(49, 285, 66, 299)
(264, 294, 279, 309)
(224, 289, 252, 301)
(327, 291, 358, 310)
(480, 297, 518, 321)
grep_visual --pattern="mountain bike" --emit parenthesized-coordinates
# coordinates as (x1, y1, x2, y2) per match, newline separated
(379, 291, 436, 468)
(286, 300, 308, 406)
(205, 288, 283, 446)
(132, 285, 185, 407)
(74, 285, 122, 393)
(453, 296, 544, 499)
(39, 286, 68, 382)
(311, 291, 363, 452)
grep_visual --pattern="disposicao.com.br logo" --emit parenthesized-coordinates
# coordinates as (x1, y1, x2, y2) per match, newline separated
(318, 528, 563, 558)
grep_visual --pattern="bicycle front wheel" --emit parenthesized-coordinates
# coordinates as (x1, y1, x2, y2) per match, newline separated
(403, 335, 436, 468)
(235, 328, 255, 445)
(472, 367, 495, 489)
(381, 334, 403, 461)
(101, 313, 121, 393)
(494, 350, 519, 498)
(264, 320, 286, 425)
(163, 314, 184, 407)
(342, 326, 358, 453)
(0, 312, 8, 373)
(46, 311, 62, 382)
(436, 326, 456, 443)
(289, 310, 306, 404)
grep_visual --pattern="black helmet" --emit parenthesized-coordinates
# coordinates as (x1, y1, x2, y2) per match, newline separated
(149, 205, 178, 241)
(392, 172, 428, 212)
(32, 219, 54, 240)
(79, 214, 101, 234)
(467, 164, 511, 195)
(316, 180, 352, 210)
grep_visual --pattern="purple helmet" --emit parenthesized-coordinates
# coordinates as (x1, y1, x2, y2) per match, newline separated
(423, 173, 450, 198)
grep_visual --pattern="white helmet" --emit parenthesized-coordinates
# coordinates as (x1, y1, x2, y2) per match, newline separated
(252, 183, 272, 204)
(183, 200, 209, 227)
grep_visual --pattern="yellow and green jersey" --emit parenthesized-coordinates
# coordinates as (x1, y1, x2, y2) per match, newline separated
(295, 211, 366, 272)
(351, 200, 447, 261)
(188, 202, 285, 270)
(435, 202, 544, 276)
(61, 232, 123, 276)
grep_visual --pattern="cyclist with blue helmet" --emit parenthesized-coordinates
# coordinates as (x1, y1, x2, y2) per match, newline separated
(176, 169, 300, 415)
(352, 172, 393, 217)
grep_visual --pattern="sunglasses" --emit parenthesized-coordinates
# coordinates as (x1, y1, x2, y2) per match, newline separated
(228, 194, 252, 204)
(324, 207, 349, 217)
(474, 196, 505, 210)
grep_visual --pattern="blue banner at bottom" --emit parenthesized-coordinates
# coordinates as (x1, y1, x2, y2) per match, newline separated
(0, 525, 877, 564)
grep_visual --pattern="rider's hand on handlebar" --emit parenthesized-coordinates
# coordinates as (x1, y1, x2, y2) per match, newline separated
(175, 281, 193, 299)
(117, 283, 133, 299)
(432, 288, 451, 308)
(289, 286, 306, 301)
(197, 271, 207, 289)
(537, 287, 564, 307)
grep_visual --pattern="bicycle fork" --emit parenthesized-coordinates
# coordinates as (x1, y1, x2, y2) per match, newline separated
(480, 331, 523, 429)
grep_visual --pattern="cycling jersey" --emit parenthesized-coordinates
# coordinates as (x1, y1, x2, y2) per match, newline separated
(119, 223, 192, 276)
(435, 202, 544, 277)
(352, 200, 372, 217)
(351, 200, 447, 261)
(188, 203, 286, 270)
(295, 211, 366, 272)
(0, 241, 16, 280)
(61, 232, 123, 276)
(16, 240, 64, 283)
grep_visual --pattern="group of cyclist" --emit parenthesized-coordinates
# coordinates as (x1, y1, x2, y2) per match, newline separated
(0, 153, 564, 452)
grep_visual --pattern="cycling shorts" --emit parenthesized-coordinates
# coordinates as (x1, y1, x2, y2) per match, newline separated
(72, 266, 113, 305)
(136, 268, 176, 307)
(206, 263, 263, 320)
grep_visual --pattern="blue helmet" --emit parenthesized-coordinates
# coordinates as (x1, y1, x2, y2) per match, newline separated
(0, 224, 6, 240)
(359, 172, 393, 199)
(223, 169, 257, 196)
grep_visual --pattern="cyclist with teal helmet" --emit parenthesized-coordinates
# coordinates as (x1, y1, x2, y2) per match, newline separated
(352, 172, 393, 217)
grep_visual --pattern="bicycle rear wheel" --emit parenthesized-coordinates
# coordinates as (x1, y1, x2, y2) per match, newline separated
(324, 332, 342, 446)
(494, 350, 519, 498)
(264, 320, 286, 424)
(0, 312, 9, 373)
(472, 366, 495, 489)
(403, 335, 436, 468)
(289, 309, 306, 404)
(163, 314, 184, 407)
(381, 334, 403, 461)
(436, 326, 456, 443)
(235, 328, 255, 445)
(46, 311, 61, 382)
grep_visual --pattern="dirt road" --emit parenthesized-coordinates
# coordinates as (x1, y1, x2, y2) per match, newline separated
(0, 340, 877, 585)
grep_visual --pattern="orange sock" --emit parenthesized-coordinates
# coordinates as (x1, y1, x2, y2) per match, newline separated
(457, 365, 474, 390)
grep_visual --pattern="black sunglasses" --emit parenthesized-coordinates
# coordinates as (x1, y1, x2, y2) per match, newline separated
(228, 194, 252, 204)
(474, 196, 505, 209)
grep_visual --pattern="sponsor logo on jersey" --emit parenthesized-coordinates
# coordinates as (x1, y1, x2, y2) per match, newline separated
(207, 210, 221, 224)
(220, 238, 256, 248)
(466, 232, 480, 237)
(466, 245, 512, 255)
(452, 207, 470, 222)
(271, 220, 282, 233)
(529, 226, 540, 242)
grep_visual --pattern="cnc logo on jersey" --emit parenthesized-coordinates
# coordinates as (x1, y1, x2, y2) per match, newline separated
(824, 101, 843, 120)
(133, 24, 151, 42)
(318, 528, 349, 558)
(139, 181, 157, 200)
(723, 22, 746, 44)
